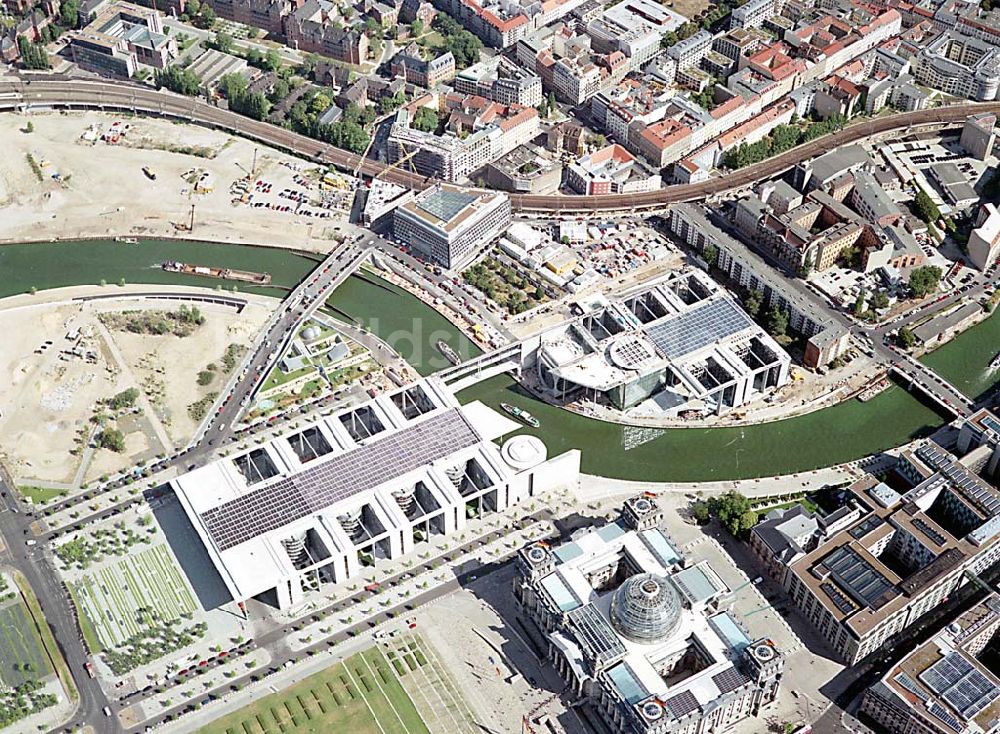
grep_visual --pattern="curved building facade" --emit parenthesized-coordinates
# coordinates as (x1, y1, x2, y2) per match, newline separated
(914, 32, 1000, 102)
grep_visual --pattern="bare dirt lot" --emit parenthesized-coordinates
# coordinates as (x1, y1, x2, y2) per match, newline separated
(0, 302, 119, 485)
(0, 288, 274, 488)
(100, 300, 271, 445)
(0, 111, 351, 251)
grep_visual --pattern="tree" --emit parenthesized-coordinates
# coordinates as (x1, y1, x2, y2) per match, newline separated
(18, 36, 50, 70)
(191, 2, 215, 28)
(412, 107, 438, 132)
(547, 91, 557, 118)
(155, 66, 200, 96)
(98, 428, 126, 453)
(110, 387, 140, 410)
(219, 73, 248, 100)
(897, 326, 917, 349)
(443, 27, 482, 68)
(798, 252, 814, 279)
(378, 90, 406, 114)
(853, 286, 866, 317)
(411, 19, 424, 36)
(691, 500, 711, 524)
(317, 119, 370, 154)
(908, 265, 942, 298)
(743, 289, 764, 320)
(60, 0, 81, 28)
(714, 491, 755, 536)
(871, 291, 890, 310)
(913, 186, 941, 225)
(24, 121, 34, 134)
(765, 304, 788, 337)
(703, 243, 718, 267)
(264, 49, 282, 72)
(245, 47, 264, 68)
(269, 78, 290, 103)
(310, 92, 332, 115)
(214, 30, 233, 53)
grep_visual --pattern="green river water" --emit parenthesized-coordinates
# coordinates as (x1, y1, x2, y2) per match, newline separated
(2, 237, 997, 481)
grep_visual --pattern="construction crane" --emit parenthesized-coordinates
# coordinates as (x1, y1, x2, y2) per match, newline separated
(375, 145, 420, 182)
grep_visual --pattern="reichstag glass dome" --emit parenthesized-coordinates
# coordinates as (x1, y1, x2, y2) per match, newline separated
(610, 573, 682, 644)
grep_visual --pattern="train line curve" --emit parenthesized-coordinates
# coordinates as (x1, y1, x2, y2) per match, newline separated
(2, 76, 999, 214)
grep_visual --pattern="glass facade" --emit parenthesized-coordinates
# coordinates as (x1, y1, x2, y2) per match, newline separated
(610, 573, 682, 644)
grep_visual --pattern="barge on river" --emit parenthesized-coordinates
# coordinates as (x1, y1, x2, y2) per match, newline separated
(162, 261, 271, 284)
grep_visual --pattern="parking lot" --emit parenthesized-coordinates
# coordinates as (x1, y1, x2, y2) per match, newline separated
(230, 161, 356, 222)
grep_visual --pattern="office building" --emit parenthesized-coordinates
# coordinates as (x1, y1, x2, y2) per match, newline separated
(69, 0, 175, 77)
(754, 423, 1000, 665)
(914, 32, 1000, 102)
(390, 44, 455, 88)
(284, 2, 369, 64)
(586, 0, 685, 72)
(392, 184, 511, 269)
(525, 269, 790, 414)
(929, 162, 981, 212)
(666, 30, 713, 71)
(207, 0, 288, 36)
(731, 0, 780, 28)
(387, 96, 539, 182)
(432, 0, 586, 48)
(566, 144, 661, 195)
(960, 112, 997, 161)
(515, 495, 784, 734)
(454, 56, 543, 107)
(667, 204, 849, 368)
(969, 203, 1000, 271)
(486, 144, 563, 195)
(172, 378, 579, 609)
(861, 593, 1000, 734)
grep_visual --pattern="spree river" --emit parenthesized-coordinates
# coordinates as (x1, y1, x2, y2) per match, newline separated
(3, 237, 997, 481)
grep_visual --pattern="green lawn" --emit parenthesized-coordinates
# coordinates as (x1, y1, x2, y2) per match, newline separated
(0, 600, 54, 688)
(17, 485, 68, 505)
(261, 362, 314, 391)
(198, 648, 430, 734)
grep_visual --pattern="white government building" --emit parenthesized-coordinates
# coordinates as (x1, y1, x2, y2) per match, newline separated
(525, 270, 791, 415)
(171, 378, 580, 609)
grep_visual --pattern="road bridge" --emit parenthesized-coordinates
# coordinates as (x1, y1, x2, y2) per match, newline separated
(890, 355, 974, 419)
(191, 242, 372, 449)
(3, 77, 1000, 214)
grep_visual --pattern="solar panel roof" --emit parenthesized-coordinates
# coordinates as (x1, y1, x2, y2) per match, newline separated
(666, 690, 699, 718)
(200, 409, 480, 551)
(712, 667, 750, 695)
(917, 442, 1000, 516)
(819, 545, 896, 609)
(416, 187, 477, 223)
(567, 604, 626, 664)
(643, 298, 752, 361)
(920, 652, 999, 720)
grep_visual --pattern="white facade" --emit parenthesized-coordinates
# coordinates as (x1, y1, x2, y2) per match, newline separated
(172, 378, 580, 609)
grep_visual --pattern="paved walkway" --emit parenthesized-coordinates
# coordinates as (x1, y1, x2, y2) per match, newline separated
(574, 464, 858, 502)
